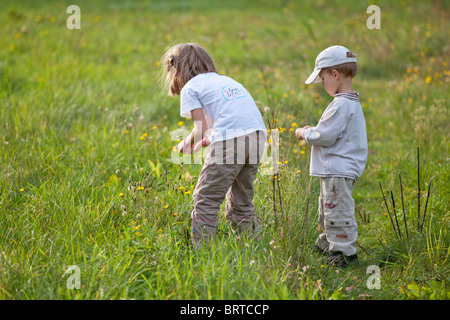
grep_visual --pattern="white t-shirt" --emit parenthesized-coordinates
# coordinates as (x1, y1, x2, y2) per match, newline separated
(180, 72, 267, 144)
(303, 92, 368, 180)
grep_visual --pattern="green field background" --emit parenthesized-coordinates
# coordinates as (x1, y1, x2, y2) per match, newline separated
(0, 0, 448, 300)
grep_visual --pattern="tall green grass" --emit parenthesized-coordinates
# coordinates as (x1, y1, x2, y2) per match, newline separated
(0, 0, 448, 299)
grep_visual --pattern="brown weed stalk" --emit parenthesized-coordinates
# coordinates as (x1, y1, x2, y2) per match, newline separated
(258, 68, 284, 226)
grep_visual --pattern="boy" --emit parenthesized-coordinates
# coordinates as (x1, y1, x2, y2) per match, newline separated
(295, 45, 368, 268)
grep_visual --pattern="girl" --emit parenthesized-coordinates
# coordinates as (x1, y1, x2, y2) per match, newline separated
(160, 43, 266, 246)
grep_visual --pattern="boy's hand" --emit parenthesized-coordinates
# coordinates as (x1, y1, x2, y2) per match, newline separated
(295, 126, 311, 141)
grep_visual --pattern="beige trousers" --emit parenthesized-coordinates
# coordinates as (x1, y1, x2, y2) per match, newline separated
(315, 177, 358, 256)
(191, 131, 265, 246)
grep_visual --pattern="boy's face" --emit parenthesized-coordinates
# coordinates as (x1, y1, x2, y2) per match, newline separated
(318, 69, 339, 96)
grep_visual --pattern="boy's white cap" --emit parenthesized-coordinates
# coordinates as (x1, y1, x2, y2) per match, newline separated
(305, 45, 357, 84)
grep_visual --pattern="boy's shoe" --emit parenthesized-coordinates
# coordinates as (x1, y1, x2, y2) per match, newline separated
(314, 245, 328, 255)
(326, 252, 358, 268)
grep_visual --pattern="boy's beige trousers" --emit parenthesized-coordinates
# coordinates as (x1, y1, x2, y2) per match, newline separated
(315, 177, 358, 256)
(191, 131, 265, 246)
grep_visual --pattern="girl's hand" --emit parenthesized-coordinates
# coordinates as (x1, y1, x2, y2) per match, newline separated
(192, 137, 210, 153)
(177, 138, 194, 154)
(295, 126, 311, 140)
(176, 108, 210, 154)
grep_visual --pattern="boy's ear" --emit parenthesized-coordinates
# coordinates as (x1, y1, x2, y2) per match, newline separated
(332, 69, 339, 79)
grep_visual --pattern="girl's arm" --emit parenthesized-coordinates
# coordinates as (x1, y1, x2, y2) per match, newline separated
(178, 108, 209, 153)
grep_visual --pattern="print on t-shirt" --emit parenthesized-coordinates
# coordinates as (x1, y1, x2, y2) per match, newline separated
(221, 85, 249, 101)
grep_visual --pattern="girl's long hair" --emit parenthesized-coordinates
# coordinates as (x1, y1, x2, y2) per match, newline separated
(160, 43, 218, 96)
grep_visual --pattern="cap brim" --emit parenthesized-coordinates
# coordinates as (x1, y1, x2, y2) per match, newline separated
(304, 69, 322, 84)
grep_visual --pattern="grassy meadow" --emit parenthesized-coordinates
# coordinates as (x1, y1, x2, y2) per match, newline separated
(0, 0, 449, 300)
